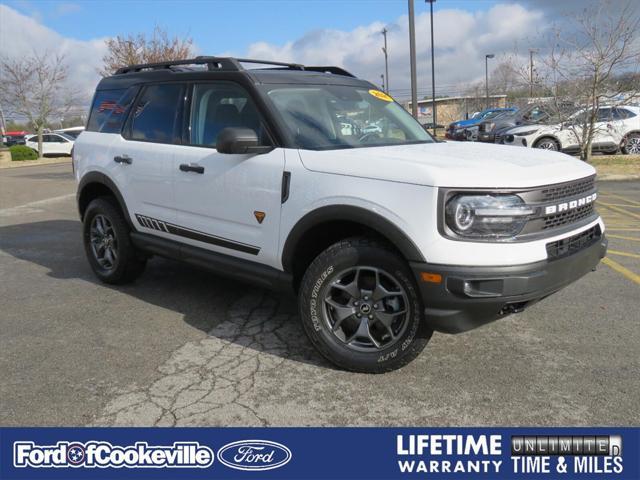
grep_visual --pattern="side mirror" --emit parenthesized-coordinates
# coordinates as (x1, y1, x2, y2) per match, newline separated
(216, 127, 273, 155)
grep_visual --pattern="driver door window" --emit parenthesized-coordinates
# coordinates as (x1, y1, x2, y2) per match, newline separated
(190, 83, 268, 147)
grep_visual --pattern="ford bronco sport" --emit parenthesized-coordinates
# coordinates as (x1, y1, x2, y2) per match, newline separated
(75, 57, 607, 373)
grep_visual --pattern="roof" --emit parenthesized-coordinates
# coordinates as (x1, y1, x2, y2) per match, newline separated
(98, 56, 372, 90)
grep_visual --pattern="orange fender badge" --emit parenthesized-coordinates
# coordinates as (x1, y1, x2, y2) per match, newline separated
(254, 211, 266, 224)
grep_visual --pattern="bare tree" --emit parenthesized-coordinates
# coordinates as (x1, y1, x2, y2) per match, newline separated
(543, 2, 640, 161)
(0, 52, 76, 157)
(100, 26, 194, 76)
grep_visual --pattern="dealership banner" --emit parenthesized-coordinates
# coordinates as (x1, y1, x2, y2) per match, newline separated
(0, 427, 638, 479)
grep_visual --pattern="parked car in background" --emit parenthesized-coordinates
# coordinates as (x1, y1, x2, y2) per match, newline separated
(25, 132, 75, 156)
(503, 105, 640, 154)
(54, 126, 85, 139)
(445, 107, 517, 140)
(477, 105, 552, 143)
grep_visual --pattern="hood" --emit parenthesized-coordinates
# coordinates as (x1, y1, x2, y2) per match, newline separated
(506, 124, 545, 134)
(298, 141, 595, 189)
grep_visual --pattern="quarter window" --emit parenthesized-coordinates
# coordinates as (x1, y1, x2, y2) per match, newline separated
(129, 84, 184, 143)
(189, 83, 268, 147)
(87, 87, 138, 134)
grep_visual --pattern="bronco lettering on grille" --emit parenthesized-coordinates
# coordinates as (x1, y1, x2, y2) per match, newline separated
(544, 193, 597, 215)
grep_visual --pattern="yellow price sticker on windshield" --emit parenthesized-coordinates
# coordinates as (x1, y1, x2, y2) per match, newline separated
(369, 89, 394, 102)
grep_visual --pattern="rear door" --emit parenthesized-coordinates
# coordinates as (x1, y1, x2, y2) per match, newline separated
(111, 83, 186, 233)
(172, 82, 285, 267)
(49, 133, 73, 155)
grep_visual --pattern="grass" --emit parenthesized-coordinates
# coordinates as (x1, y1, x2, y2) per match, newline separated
(589, 154, 640, 179)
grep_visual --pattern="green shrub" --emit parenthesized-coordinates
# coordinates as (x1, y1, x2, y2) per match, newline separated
(10, 145, 38, 161)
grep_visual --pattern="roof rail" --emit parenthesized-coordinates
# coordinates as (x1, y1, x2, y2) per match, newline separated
(114, 56, 354, 77)
(302, 66, 355, 77)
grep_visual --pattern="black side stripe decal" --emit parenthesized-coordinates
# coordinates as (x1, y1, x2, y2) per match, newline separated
(135, 214, 260, 255)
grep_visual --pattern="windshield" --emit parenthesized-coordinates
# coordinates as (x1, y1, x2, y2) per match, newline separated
(263, 85, 433, 150)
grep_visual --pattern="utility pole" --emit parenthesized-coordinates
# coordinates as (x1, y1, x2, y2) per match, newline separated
(529, 49, 536, 98)
(485, 53, 494, 109)
(426, 0, 436, 135)
(381, 28, 389, 94)
(381, 74, 385, 92)
(408, 0, 418, 118)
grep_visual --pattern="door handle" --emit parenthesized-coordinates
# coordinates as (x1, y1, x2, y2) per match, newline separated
(179, 163, 205, 174)
(114, 155, 132, 164)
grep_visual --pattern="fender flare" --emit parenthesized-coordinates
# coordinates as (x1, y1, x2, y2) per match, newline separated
(77, 171, 133, 228)
(281, 205, 425, 273)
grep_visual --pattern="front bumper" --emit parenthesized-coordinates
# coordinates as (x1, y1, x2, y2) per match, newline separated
(410, 234, 607, 334)
(477, 132, 495, 142)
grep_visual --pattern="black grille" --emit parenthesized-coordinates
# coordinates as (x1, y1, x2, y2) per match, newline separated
(543, 203, 595, 229)
(539, 176, 595, 202)
(546, 225, 601, 259)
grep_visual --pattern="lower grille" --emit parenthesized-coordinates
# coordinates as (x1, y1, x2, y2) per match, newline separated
(546, 225, 601, 260)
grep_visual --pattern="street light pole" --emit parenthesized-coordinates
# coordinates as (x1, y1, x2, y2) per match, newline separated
(381, 28, 389, 94)
(408, 0, 418, 118)
(381, 74, 385, 92)
(485, 53, 494, 109)
(426, 0, 436, 135)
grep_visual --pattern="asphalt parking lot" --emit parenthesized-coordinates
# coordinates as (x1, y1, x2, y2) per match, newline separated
(1, 163, 638, 427)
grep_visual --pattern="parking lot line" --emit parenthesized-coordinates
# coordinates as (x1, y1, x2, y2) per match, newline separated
(602, 257, 640, 285)
(597, 202, 640, 221)
(607, 250, 640, 259)
(608, 234, 640, 242)
(599, 203, 640, 208)
(599, 193, 640, 207)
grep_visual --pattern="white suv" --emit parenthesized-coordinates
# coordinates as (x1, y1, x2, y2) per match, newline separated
(74, 57, 607, 372)
(503, 105, 640, 154)
(25, 132, 75, 156)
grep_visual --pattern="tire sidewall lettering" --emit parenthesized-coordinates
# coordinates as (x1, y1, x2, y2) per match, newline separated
(309, 265, 334, 332)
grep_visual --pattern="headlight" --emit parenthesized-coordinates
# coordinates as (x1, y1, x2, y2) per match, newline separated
(514, 129, 538, 136)
(444, 194, 535, 239)
(483, 122, 495, 132)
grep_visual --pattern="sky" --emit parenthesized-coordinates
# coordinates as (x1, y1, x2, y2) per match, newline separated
(0, 0, 627, 112)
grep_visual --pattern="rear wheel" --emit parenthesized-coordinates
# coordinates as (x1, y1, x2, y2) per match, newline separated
(534, 137, 560, 151)
(622, 133, 640, 155)
(298, 237, 432, 373)
(83, 198, 146, 284)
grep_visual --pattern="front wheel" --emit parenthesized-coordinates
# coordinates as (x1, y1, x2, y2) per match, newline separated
(622, 133, 640, 155)
(534, 137, 560, 151)
(298, 237, 432, 373)
(83, 198, 146, 284)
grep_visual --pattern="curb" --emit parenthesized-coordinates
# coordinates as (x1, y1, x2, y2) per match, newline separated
(0, 157, 72, 169)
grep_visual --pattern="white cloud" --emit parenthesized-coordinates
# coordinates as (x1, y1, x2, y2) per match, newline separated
(246, 3, 546, 99)
(0, 4, 106, 106)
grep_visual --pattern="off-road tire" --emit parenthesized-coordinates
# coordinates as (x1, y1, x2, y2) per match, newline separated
(298, 237, 433, 373)
(83, 197, 146, 284)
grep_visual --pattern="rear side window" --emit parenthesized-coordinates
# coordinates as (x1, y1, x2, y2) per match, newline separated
(129, 84, 184, 144)
(87, 87, 138, 134)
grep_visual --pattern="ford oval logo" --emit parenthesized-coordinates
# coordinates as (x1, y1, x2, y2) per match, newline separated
(217, 440, 292, 471)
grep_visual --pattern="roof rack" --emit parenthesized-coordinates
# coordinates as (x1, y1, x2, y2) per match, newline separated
(114, 56, 355, 77)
